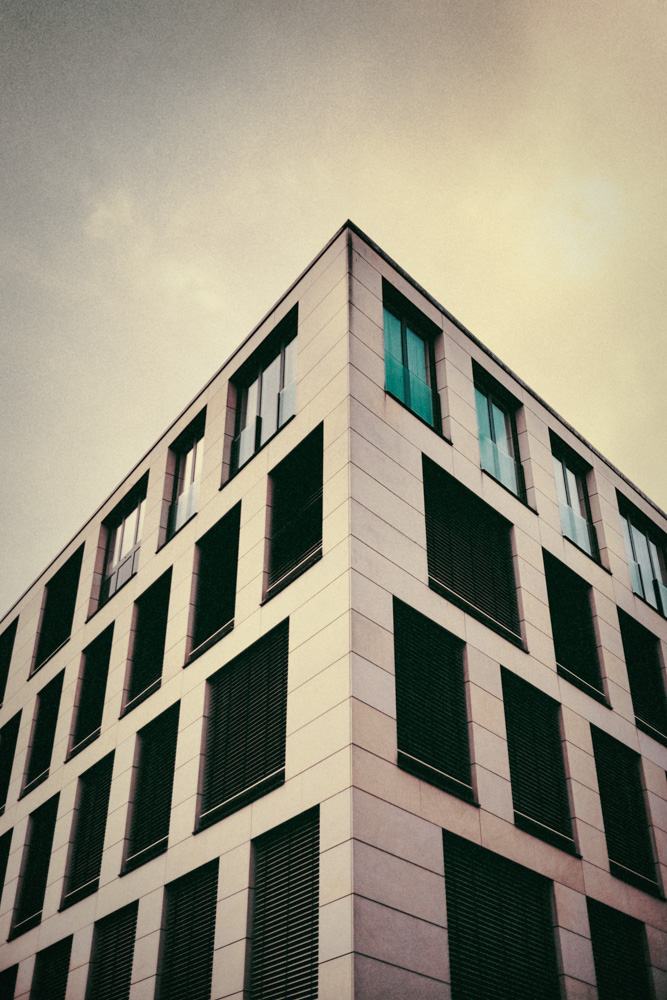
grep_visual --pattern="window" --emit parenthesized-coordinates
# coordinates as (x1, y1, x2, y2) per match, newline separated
(166, 409, 205, 539)
(250, 807, 319, 1000)
(393, 598, 473, 801)
(85, 901, 138, 1000)
(123, 568, 172, 714)
(124, 702, 179, 873)
(0, 827, 12, 908)
(551, 434, 597, 557)
(157, 859, 218, 1000)
(31, 935, 72, 1000)
(618, 609, 667, 746)
(233, 306, 297, 472)
(543, 550, 604, 701)
(0, 617, 18, 705)
(33, 545, 84, 672)
(99, 475, 148, 606)
(501, 669, 575, 853)
(0, 966, 18, 998)
(198, 619, 288, 830)
(22, 670, 64, 796)
(266, 424, 323, 599)
(62, 751, 114, 908)
(619, 495, 667, 616)
(423, 455, 522, 645)
(68, 623, 113, 758)
(474, 363, 524, 498)
(587, 898, 654, 1000)
(0, 711, 21, 814)
(383, 280, 440, 427)
(188, 503, 241, 661)
(442, 831, 560, 1000)
(591, 726, 659, 895)
(10, 792, 59, 938)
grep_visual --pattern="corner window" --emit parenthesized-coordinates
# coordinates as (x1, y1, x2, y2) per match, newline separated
(99, 475, 148, 606)
(619, 495, 667, 616)
(232, 307, 297, 473)
(383, 280, 439, 427)
(551, 434, 597, 557)
(474, 363, 524, 498)
(166, 409, 205, 540)
(33, 545, 84, 673)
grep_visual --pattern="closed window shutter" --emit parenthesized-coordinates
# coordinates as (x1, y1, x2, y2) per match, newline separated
(250, 807, 319, 1000)
(442, 831, 560, 1000)
(0, 710, 21, 811)
(543, 551, 603, 698)
(192, 504, 241, 652)
(24, 670, 64, 792)
(591, 727, 658, 894)
(127, 569, 172, 708)
(0, 828, 12, 907)
(618, 609, 667, 743)
(11, 793, 59, 937)
(63, 752, 114, 907)
(0, 617, 18, 705)
(34, 545, 84, 670)
(31, 935, 72, 1000)
(423, 456, 521, 643)
(158, 858, 218, 1000)
(587, 898, 653, 1000)
(267, 425, 323, 594)
(125, 702, 179, 871)
(71, 624, 113, 755)
(393, 597, 472, 799)
(0, 965, 18, 998)
(86, 901, 138, 1000)
(200, 619, 288, 828)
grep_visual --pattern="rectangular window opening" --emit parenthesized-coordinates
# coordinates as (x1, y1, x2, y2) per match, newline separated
(165, 408, 206, 541)
(10, 793, 59, 938)
(97, 474, 148, 608)
(68, 623, 114, 759)
(61, 752, 114, 909)
(474, 362, 525, 499)
(85, 902, 138, 1000)
(618, 493, 667, 617)
(0, 617, 18, 706)
(382, 279, 441, 428)
(22, 670, 64, 796)
(122, 568, 172, 715)
(187, 503, 241, 662)
(0, 711, 21, 815)
(33, 546, 84, 673)
(157, 859, 218, 1000)
(550, 433, 597, 558)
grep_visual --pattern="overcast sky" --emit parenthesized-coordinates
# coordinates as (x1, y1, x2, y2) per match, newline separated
(1, 0, 666, 616)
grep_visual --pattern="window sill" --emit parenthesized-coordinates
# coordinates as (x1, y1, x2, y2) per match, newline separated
(86, 571, 137, 623)
(513, 812, 580, 856)
(156, 511, 198, 553)
(385, 390, 451, 443)
(185, 620, 234, 667)
(120, 678, 161, 718)
(562, 532, 609, 572)
(609, 859, 663, 898)
(556, 664, 609, 707)
(630, 588, 667, 624)
(195, 769, 285, 833)
(59, 878, 99, 911)
(428, 577, 525, 650)
(635, 716, 667, 749)
(121, 837, 168, 875)
(19, 770, 49, 799)
(30, 637, 70, 678)
(66, 728, 101, 762)
(8, 910, 42, 940)
(262, 548, 323, 605)
(220, 413, 296, 491)
(397, 751, 477, 805)
(481, 467, 537, 514)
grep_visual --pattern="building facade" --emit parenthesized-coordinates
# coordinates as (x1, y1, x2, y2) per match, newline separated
(0, 220, 666, 998)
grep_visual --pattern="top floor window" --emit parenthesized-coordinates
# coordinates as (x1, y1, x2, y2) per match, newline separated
(474, 363, 524, 498)
(33, 546, 84, 673)
(100, 475, 148, 606)
(382, 279, 439, 428)
(233, 306, 297, 473)
(551, 433, 597, 557)
(167, 409, 205, 539)
(618, 494, 667, 616)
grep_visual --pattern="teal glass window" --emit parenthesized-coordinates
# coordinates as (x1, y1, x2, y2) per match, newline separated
(383, 301, 437, 427)
(474, 373, 523, 498)
(619, 498, 667, 616)
(551, 438, 597, 557)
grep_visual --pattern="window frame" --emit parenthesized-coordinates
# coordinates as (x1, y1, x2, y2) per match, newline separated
(21, 670, 64, 797)
(550, 433, 598, 559)
(156, 859, 218, 1000)
(85, 901, 138, 1000)
(0, 710, 21, 815)
(473, 362, 525, 500)
(95, 474, 148, 610)
(618, 494, 667, 618)
(618, 608, 667, 747)
(0, 617, 18, 707)
(32, 546, 84, 674)
(10, 793, 59, 939)
(165, 409, 206, 543)
(61, 751, 114, 909)
(186, 503, 241, 664)
(121, 568, 172, 717)
(67, 623, 114, 760)
(382, 279, 441, 430)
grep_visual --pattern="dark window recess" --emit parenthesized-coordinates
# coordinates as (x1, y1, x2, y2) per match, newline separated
(618, 609, 667, 745)
(423, 455, 522, 645)
(587, 898, 654, 1000)
(124, 568, 172, 713)
(199, 619, 288, 830)
(62, 752, 114, 909)
(501, 669, 575, 853)
(382, 279, 440, 428)
(31, 935, 73, 1000)
(69, 624, 114, 758)
(167, 409, 206, 540)
(393, 597, 473, 801)
(0, 617, 18, 705)
(0, 966, 18, 998)
(266, 424, 323, 598)
(99, 476, 148, 606)
(442, 830, 560, 1000)
(23, 670, 64, 795)
(189, 503, 241, 658)
(619, 494, 667, 616)
(474, 362, 525, 499)
(0, 827, 12, 908)
(591, 726, 659, 896)
(33, 546, 84, 672)
(250, 807, 319, 1000)
(124, 702, 179, 873)
(10, 793, 59, 938)
(0, 711, 21, 813)
(543, 550, 604, 700)
(551, 434, 597, 558)
(157, 858, 218, 1000)
(85, 901, 138, 1000)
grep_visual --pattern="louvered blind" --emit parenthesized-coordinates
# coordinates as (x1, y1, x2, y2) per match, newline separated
(11, 793, 59, 938)
(618, 609, 667, 743)
(267, 425, 323, 594)
(125, 702, 179, 872)
(34, 545, 84, 670)
(422, 455, 521, 644)
(86, 901, 138, 1000)
(442, 831, 560, 1000)
(63, 752, 114, 907)
(31, 935, 72, 1000)
(502, 669, 575, 852)
(393, 597, 472, 800)
(0, 828, 12, 907)
(192, 503, 241, 653)
(200, 619, 288, 828)
(250, 807, 319, 1000)
(587, 898, 653, 1000)
(591, 726, 658, 894)
(0, 965, 18, 998)
(126, 569, 172, 708)
(158, 858, 218, 1000)
(70, 624, 113, 756)
(24, 670, 64, 792)
(0, 710, 21, 811)
(543, 550, 603, 698)
(0, 617, 18, 705)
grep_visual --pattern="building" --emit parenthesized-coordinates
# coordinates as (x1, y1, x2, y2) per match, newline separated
(0, 220, 666, 999)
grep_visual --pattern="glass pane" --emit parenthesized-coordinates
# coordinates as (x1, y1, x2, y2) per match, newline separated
(559, 500, 592, 555)
(278, 379, 296, 425)
(553, 457, 568, 505)
(479, 434, 518, 495)
(631, 523, 657, 608)
(385, 353, 407, 403)
(491, 401, 513, 456)
(565, 466, 586, 519)
(621, 517, 643, 597)
(405, 327, 428, 384)
(136, 500, 144, 544)
(241, 379, 258, 431)
(237, 419, 256, 468)
(260, 355, 280, 445)
(192, 438, 203, 483)
(283, 338, 297, 388)
(407, 370, 434, 425)
(109, 525, 122, 570)
(475, 388, 492, 440)
(177, 447, 194, 497)
(120, 506, 138, 560)
(383, 307, 403, 362)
